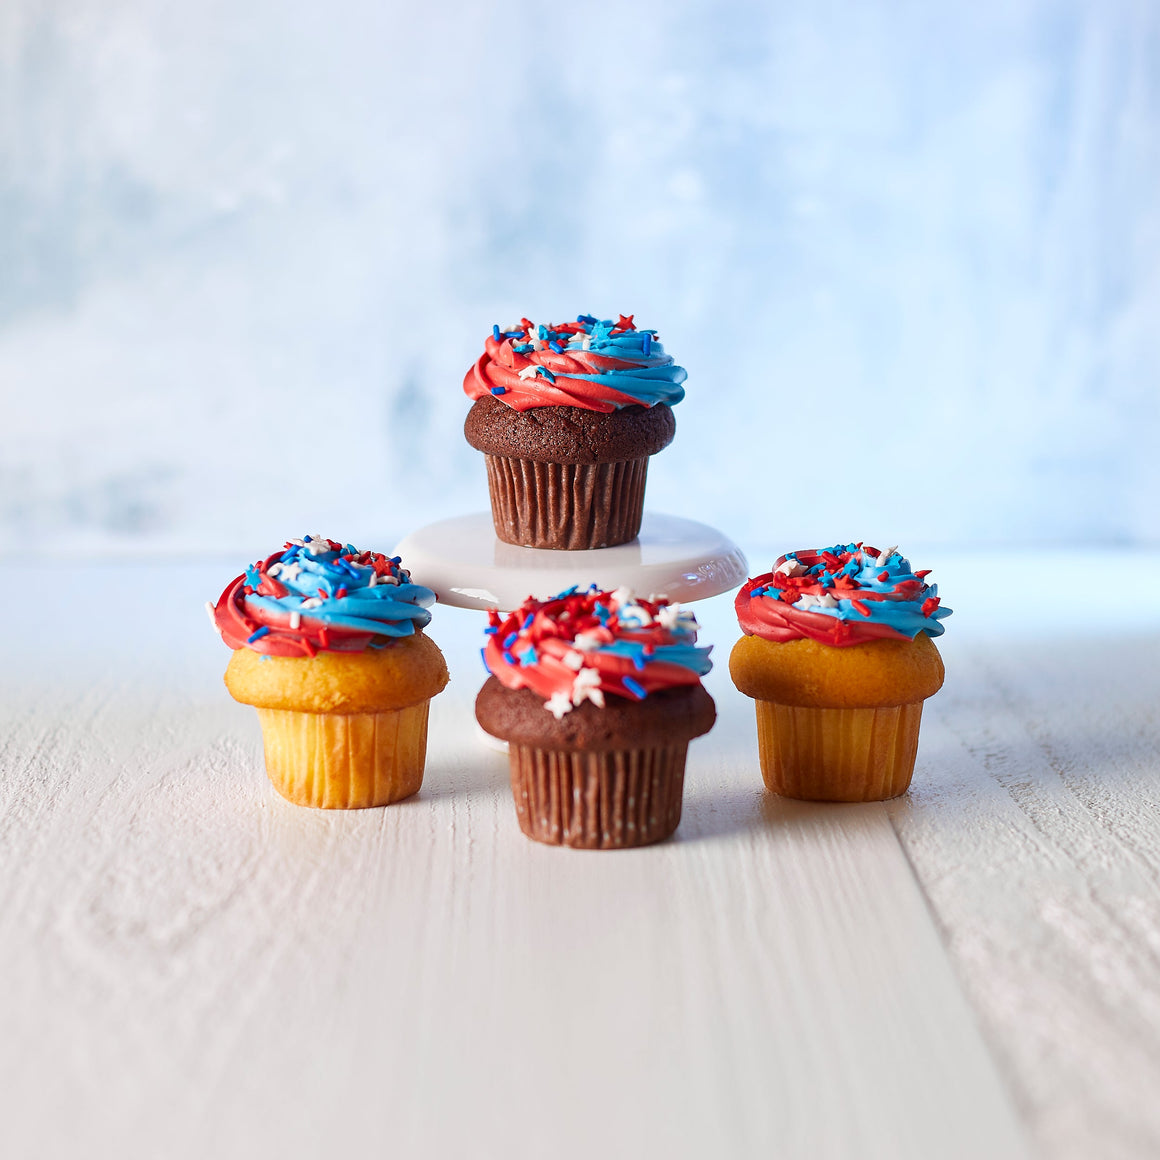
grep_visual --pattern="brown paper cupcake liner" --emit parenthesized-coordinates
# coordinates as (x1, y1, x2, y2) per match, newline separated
(484, 454, 648, 550)
(509, 742, 688, 848)
(255, 702, 431, 808)
(753, 700, 924, 801)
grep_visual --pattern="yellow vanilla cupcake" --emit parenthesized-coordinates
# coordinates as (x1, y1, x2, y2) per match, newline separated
(729, 543, 950, 802)
(210, 535, 448, 808)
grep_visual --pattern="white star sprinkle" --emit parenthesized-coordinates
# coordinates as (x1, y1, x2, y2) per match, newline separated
(571, 668, 605, 708)
(299, 534, 329, 555)
(561, 651, 584, 670)
(572, 631, 604, 652)
(618, 603, 653, 627)
(545, 690, 574, 720)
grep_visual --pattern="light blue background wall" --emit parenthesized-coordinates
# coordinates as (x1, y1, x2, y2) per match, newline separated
(2, 0, 1157, 557)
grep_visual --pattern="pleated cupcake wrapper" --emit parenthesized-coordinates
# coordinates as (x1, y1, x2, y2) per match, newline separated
(509, 743, 688, 849)
(753, 700, 924, 802)
(484, 455, 648, 550)
(255, 702, 431, 809)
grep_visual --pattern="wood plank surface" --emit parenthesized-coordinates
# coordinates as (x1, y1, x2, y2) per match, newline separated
(889, 626, 1160, 1160)
(9, 554, 1154, 1158)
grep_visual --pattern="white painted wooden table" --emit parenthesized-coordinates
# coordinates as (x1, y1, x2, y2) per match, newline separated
(2, 551, 1159, 1160)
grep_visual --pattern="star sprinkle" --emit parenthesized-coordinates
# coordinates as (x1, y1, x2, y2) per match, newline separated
(616, 601, 653, 627)
(545, 690, 574, 720)
(571, 667, 605, 708)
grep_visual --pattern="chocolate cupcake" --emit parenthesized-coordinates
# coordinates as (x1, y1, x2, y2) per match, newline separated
(476, 585, 716, 849)
(463, 315, 685, 550)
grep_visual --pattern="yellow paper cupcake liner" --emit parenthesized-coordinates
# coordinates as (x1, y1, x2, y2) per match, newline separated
(255, 702, 431, 809)
(753, 700, 924, 802)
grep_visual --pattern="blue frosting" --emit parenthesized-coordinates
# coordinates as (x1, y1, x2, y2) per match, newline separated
(558, 323, 687, 406)
(482, 316, 689, 408)
(773, 544, 952, 639)
(245, 537, 434, 640)
(593, 638, 713, 676)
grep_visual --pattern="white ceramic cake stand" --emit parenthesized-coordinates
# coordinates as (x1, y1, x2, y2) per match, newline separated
(393, 511, 748, 611)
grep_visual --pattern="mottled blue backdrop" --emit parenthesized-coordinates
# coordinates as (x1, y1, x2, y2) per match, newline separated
(2, 0, 1157, 557)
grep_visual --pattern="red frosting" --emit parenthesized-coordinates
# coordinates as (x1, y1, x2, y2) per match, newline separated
(736, 585, 910, 647)
(216, 569, 329, 656)
(735, 547, 934, 648)
(483, 588, 708, 712)
(213, 542, 425, 657)
(465, 319, 650, 413)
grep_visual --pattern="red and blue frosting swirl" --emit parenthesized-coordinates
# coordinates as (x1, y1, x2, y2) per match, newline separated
(211, 535, 435, 657)
(736, 544, 952, 648)
(482, 585, 712, 719)
(464, 314, 687, 413)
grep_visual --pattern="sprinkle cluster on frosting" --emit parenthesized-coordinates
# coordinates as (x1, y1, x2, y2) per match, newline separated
(463, 314, 687, 413)
(736, 544, 952, 648)
(210, 535, 435, 657)
(482, 585, 712, 719)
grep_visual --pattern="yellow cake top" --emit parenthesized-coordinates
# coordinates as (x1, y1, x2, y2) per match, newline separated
(729, 634, 944, 709)
(225, 632, 449, 714)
